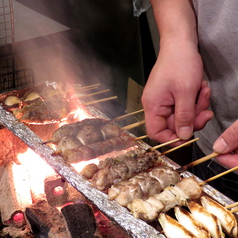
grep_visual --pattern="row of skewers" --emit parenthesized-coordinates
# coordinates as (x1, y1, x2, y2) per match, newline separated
(10, 82, 238, 238)
(44, 111, 238, 237)
(2, 82, 118, 124)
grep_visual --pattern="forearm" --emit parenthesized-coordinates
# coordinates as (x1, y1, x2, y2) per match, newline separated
(150, 0, 198, 48)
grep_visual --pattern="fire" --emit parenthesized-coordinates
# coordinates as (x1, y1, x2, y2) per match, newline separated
(71, 158, 100, 173)
(17, 148, 56, 198)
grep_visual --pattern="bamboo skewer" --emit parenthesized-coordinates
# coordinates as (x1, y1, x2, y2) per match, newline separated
(230, 207, 238, 213)
(121, 120, 145, 131)
(135, 135, 148, 141)
(113, 109, 144, 121)
(83, 96, 118, 106)
(160, 138, 199, 155)
(75, 89, 110, 99)
(75, 83, 101, 91)
(199, 165, 238, 186)
(226, 202, 238, 209)
(151, 138, 183, 151)
(177, 151, 219, 173)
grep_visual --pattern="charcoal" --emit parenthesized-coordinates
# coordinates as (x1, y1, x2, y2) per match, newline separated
(61, 204, 98, 238)
(44, 175, 69, 207)
(25, 200, 68, 238)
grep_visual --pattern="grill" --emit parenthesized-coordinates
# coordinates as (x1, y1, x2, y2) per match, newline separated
(0, 1, 237, 238)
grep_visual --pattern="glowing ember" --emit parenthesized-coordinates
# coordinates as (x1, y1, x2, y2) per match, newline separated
(53, 186, 64, 196)
(13, 212, 25, 223)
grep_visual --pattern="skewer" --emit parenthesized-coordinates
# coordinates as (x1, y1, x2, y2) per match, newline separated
(199, 165, 238, 186)
(177, 151, 219, 173)
(160, 138, 199, 155)
(75, 83, 100, 91)
(121, 120, 145, 131)
(226, 202, 238, 209)
(113, 109, 144, 121)
(83, 96, 118, 106)
(74, 89, 110, 99)
(151, 138, 182, 151)
(134, 135, 148, 141)
(230, 207, 238, 213)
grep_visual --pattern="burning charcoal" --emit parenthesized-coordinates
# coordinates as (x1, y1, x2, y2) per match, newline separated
(0, 162, 32, 226)
(25, 200, 69, 238)
(44, 175, 69, 207)
(61, 203, 98, 238)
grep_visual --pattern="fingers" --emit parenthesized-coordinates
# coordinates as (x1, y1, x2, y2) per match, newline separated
(215, 154, 238, 169)
(213, 119, 238, 154)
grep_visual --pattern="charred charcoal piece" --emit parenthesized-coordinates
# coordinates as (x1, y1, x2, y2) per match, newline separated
(61, 203, 98, 238)
(44, 175, 69, 207)
(25, 200, 68, 238)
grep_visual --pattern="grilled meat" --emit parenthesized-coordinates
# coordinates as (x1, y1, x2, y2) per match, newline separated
(108, 166, 181, 207)
(13, 99, 71, 124)
(47, 118, 119, 144)
(63, 133, 137, 164)
(90, 150, 161, 191)
(127, 177, 202, 221)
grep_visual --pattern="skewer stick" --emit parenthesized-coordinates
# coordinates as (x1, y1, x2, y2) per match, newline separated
(160, 138, 199, 155)
(199, 165, 238, 186)
(113, 109, 144, 121)
(75, 89, 110, 99)
(84, 96, 117, 105)
(226, 202, 238, 209)
(177, 151, 219, 173)
(75, 83, 100, 91)
(135, 135, 148, 141)
(151, 138, 182, 151)
(230, 207, 238, 213)
(121, 120, 145, 131)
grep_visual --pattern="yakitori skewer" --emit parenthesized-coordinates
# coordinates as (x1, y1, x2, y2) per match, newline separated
(134, 135, 148, 141)
(75, 89, 110, 99)
(150, 138, 183, 151)
(83, 96, 118, 106)
(113, 109, 144, 121)
(75, 83, 100, 91)
(161, 138, 199, 155)
(226, 201, 238, 209)
(121, 120, 145, 131)
(177, 151, 219, 173)
(199, 165, 238, 186)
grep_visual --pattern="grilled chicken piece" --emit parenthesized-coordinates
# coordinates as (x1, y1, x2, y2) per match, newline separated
(158, 213, 197, 238)
(108, 166, 180, 207)
(56, 136, 83, 153)
(91, 150, 160, 191)
(187, 200, 225, 238)
(13, 100, 71, 124)
(63, 133, 137, 164)
(76, 125, 104, 145)
(201, 196, 238, 238)
(127, 177, 202, 221)
(46, 118, 119, 144)
(174, 206, 210, 238)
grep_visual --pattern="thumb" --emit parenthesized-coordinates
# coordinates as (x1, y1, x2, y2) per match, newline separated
(213, 120, 238, 154)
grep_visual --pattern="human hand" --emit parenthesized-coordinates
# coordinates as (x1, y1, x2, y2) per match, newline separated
(141, 42, 213, 146)
(213, 120, 238, 168)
